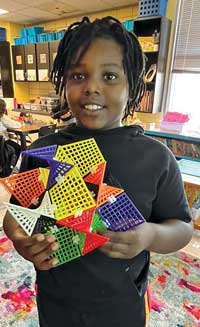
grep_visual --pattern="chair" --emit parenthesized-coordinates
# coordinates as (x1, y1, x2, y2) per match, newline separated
(38, 124, 56, 137)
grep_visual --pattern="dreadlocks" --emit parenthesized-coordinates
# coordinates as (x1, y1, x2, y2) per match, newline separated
(51, 16, 145, 118)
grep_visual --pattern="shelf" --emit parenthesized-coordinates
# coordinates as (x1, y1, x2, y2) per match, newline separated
(174, 155, 200, 162)
(12, 109, 51, 116)
(144, 129, 200, 143)
(144, 51, 158, 54)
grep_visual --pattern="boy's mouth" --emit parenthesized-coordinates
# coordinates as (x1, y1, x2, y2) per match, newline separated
(82, 104, 105, 111)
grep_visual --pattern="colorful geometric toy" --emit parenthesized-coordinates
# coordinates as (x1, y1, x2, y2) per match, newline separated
(1, 168, 46, 208)
(47, 160, 73, 189)
(5, 203, 40, 236)
(57, 208, 95, 232)
(23, 145, 57, 162)
(49, 165, 96, 220)
(1, 138, 146, 267)
(55, 139, 105, 177)
(84, 162, 106, 185)
(97, 192, 145, 231)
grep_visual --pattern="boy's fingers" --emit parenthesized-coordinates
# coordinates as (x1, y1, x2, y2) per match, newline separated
(33, 244, 58, 267)
(14, 233, 56, 249)
(35, 257, 59, 271)
(27, 235, 57, 255)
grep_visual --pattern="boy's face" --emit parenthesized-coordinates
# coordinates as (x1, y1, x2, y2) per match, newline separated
(65, 38, 129, 130)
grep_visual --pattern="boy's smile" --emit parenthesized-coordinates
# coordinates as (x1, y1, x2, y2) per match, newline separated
(65, 38, 129, 130)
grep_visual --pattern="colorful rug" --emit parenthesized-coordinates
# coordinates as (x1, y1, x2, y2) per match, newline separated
(149, 252, 200, 327)
(0, 231, 200, 327)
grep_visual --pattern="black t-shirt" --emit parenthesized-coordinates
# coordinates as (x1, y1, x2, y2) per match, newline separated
(12, 124, 191, 325)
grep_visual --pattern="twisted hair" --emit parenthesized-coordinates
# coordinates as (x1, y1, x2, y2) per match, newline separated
(51, 16, 145, 118)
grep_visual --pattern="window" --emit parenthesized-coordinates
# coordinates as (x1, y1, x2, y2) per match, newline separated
(167, 0, 200, 124)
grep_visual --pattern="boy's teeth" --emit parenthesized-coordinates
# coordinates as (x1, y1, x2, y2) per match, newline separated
(84, 104, 103, 110)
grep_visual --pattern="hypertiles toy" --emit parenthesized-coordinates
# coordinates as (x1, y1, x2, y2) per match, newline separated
(0, 138, 145, 266)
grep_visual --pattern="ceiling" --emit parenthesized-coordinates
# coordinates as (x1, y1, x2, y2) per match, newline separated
(0, 0, 138, 25)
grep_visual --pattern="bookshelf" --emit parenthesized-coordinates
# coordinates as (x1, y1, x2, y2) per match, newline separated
(144, 127, 200, 162)
(134, 16, 171, 113)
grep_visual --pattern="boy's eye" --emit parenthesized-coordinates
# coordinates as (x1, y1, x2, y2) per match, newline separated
(70, 73, 85, 80)
(104, 73, 118, 81)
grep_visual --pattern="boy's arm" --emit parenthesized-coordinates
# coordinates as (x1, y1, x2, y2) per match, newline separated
(98, 219, 193, 259)
(3, 211, 59, 270)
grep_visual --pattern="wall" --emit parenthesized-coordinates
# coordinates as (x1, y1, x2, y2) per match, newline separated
(6, 1, 177, 123)
(14, 5, 138, 103)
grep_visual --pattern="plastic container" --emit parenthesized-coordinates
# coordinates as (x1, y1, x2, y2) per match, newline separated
(138, 0, 168, 18)
(37, 34, 47, 43)
(55, 30, 65, 40)
(46, 32, 56, 41)
(28, 35, 38, 44)
(27, 26, 44, 36)
(14, 37, 28, 45)
(20, 28, 28, 38)
(160, 121, 185, 132)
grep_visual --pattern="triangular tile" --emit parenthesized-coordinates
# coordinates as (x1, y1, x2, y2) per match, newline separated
(47, 226, 86, 266)
(5, 203, 40, 236)
(82, 231, 109, 255)
(1, 169, 45, 208)
(23, 145, 57, 162)
(84, 162, 106, 185)
(57, 208, 95, 232)
(37, 192, 55, 218)
(97, 192, 145, 231)
(55, 139, 105, 177)
(47, 160, 73, 189)
(96, 184, 124, 207)
(91, 211, 107, 232)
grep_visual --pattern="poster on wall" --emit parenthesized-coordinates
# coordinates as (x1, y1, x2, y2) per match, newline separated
(15, 70, 25, 81)
(27, 55, 34, 64)
(27, 69, 37, 81)
(40, 53, 47, 64)
(38, 69, 49, 81)
(16, 56, 22, 65)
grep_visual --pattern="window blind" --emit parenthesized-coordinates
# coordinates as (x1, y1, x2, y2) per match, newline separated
(173, 0, 200, 73)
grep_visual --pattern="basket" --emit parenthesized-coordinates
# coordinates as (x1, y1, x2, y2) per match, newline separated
(138, 0, 168, 18)
(27, 26, 44, 36)
(160, 121, 184, 132)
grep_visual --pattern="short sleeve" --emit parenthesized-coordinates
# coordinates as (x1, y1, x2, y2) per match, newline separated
(150, 151, 191, 223)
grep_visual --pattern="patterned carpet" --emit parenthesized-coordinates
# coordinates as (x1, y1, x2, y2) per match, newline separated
(0, 231, 199, 327)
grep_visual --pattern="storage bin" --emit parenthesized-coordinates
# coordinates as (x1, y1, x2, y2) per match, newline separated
(55, 30, 65, 40)
(123, 20, 134, 31)
(138, 0, 168, 18)
(27, 26, 44, 36)
(160, 121, 185, 132)
(37, 34, 47, 43)
(0, 27, 6, 41)
(28, 35, 37, 44)
(20, 28, 28, 38)
(14, 37, 28, 45)
(46, 32, 56, 41)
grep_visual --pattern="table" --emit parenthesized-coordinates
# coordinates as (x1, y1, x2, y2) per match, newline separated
(7, 122, 67, 150)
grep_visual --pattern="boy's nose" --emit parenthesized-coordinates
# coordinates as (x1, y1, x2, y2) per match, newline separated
(83, 78, 101, 95)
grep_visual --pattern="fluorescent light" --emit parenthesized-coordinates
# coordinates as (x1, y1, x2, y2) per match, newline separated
(0, 9, 9, 15)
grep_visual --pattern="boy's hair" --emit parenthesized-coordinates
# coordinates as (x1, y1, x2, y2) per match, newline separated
(0, 99, 6, 114)
(51, 16, 145, 119)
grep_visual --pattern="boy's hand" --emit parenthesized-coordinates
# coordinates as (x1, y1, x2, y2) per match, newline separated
(97, 222, 155, 259)
(11, 227, 59, 270)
